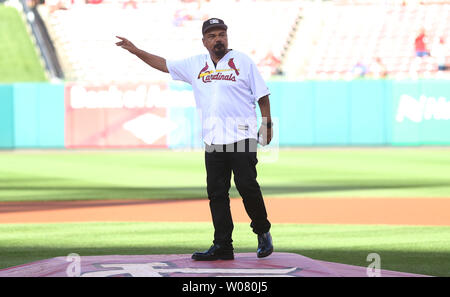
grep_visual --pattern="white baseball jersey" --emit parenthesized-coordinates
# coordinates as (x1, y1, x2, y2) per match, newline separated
(166, 50, 270, 145)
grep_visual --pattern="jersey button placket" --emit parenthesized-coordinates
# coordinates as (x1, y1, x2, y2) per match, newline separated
(212, 78, 222, 144)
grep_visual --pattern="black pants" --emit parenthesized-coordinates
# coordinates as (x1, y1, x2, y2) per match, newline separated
(205, 138, 271, 247)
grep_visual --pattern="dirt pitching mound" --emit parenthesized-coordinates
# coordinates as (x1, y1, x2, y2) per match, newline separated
(0, 252, 428, 277)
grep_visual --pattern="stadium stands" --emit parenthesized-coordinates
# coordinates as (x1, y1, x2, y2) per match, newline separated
(282, 1, 450, 80)
(37, 0, 301, 83)
(37, 0, 450, 82)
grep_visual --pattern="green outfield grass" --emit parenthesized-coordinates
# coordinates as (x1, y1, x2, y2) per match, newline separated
(0, 222, 449, 276)
(0, 149, 449, 201)
(0, 5, 47, 82)
(1, 149, 449, 276)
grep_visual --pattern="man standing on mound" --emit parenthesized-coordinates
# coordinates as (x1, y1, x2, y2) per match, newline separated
(116, 18, 274, 260)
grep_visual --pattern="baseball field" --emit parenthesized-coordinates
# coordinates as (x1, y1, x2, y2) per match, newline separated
(0, 148, 449, 276)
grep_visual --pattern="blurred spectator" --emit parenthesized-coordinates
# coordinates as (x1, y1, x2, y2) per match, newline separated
(351, 61, 368, 78)
(414, 28, 430, 57)
(173, 9, 189, 27)
(173, 7, 204, 27)
(45, 0, 68, 13)
(259, 51, 281, 73)
(28, 0, 42, 8)
(122, 0, 137, 9)
(369, 57, 388, 78)
(258, 51, 282, 79)
(432, 37, 448, 71)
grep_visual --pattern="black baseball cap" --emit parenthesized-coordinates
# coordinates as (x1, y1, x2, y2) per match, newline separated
(202, 18, 228, 35)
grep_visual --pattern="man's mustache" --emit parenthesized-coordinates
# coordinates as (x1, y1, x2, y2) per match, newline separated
(214, 43, 224, 48)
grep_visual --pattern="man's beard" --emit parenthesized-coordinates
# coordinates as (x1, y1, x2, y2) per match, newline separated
(213, 43, 226, 58)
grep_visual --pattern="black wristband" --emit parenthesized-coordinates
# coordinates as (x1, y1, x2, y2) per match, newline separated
(262, 121, 273, 129)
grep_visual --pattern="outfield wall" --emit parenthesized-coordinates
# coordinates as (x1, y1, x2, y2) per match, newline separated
(0, 83, 64, 149)
(1, 80, 449, 149)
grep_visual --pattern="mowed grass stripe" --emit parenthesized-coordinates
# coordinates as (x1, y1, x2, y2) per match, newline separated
(0, 222, 449, 276)
(1, 149, 450, 201)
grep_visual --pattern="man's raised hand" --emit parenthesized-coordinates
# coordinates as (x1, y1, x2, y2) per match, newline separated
(115, 36, 139, 54)
(115, 36, 168, 73)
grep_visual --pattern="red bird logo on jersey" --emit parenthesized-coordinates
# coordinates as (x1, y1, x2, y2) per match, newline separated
(197, 59, 238, 83)
(197, 62, 209, 79)
(228, 58, 239, 76)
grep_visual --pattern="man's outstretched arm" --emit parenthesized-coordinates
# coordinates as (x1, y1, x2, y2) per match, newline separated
(115, 36, 168, 73)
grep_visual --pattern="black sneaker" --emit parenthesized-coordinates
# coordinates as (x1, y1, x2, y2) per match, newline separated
(191, 244, 234, 261)
(257, 232, 273, 258)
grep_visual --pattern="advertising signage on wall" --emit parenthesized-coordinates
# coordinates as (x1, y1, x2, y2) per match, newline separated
(396, 94, 450, 123)
(64, 83, 195, 148)
(1, 80, 450, 149)
(391, 80, 450, 145)
(68, 83, 195, 109)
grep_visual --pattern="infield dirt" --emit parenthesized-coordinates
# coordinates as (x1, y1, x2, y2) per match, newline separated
(1, 197, 449, 225)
